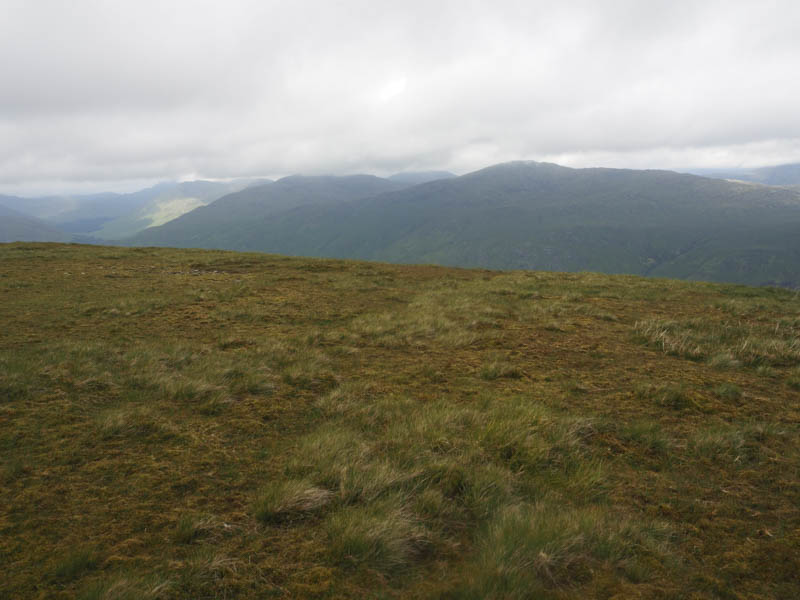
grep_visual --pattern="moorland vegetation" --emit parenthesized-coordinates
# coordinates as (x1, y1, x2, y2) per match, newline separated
(1, 243, 798, 599)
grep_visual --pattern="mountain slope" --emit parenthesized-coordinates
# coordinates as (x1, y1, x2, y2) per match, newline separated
(126, 161, 800, 287)
(93, 180, 263, 240)
(128, 175, 409, 248)
(0, 204, 70, 243)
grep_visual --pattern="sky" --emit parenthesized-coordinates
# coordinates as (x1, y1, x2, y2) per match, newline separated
(2, 0, 800, 195)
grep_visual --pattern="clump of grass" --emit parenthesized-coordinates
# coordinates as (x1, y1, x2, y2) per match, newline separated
(222, 367, 272, 396)
(96, 407, 176, 440)
(455, 503, 673, 597)
(162, 379, 221, 403)
(688, 423, 784, 465)
(707, 352, 741, 370)
(542, 320, 569, 332)
(254, 479, 333, 524)
(196, 395, 233, 416)
(635, 382, 693, 410)
(756, 364, 776, 378)
(421, 460, 516, 520)
(276, 348, 337, 391)
(616, 420, 670, 456)
(290, 427, 413, 503)
(172, 514, 216, 544)
(314, 382, 372, 417)
(325, 498, 429, 573)
(52, 547, 99, 581)
(217, 337, 252, 350)
(714, 382, 742, 401)
(479, 358, 523, 381)
(172, 551, 240, 598)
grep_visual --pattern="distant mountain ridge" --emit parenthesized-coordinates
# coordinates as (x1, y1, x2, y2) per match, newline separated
(124, 161, 800, 287)
(0, 203, 70, 243)
(0, 178, 269, 240)
(92, 180, 266, 240)
(387, 171, 456, 185)
(685, 163, 800, 186)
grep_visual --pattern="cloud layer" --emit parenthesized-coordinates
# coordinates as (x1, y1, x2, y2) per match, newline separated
(2, 0, 800, 194)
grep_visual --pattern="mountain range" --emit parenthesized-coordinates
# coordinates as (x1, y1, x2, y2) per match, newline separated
(0, 178, 269, 242)
(4, 163, 800, 287)
(684, 162, 800, 186)
(0, 204, 70, 243)
(126, 162, 800, 287)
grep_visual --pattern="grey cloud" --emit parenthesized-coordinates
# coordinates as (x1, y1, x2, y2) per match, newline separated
(1, 0, 799, 194)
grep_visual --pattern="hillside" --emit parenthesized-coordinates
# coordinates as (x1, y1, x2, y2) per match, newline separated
(0, 204, 70, 243)
(93, 180, 265, 240)
(1, 243, 798, 599)
(128, 175, 410, 248)
(127, 162, 800, 287)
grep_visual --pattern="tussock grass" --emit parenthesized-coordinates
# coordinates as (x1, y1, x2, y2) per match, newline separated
(52, 547, 99, 581)
(96, 407, 176, 440)
(688, 422, 788, 465)
(479, 354, 524, 380)
(454, 503, 673, 598)
(616, 420, 670, 456)
(635, 382, 694, 410)
(276, 391, 615, 586)
(171, 550, 240, 598)
(636, 317, 800, 367)
(254, 479, 333, 523)
(325, 498, 429, 573)
(714, 382, 743, 401)
(172, 514, 218, 544)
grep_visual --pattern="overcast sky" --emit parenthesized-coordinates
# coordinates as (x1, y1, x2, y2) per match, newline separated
(2, 0, 800, 195)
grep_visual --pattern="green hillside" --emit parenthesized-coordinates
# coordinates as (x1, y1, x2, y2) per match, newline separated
(2, 243, 798, 599)
(124, 162, 800, 287)
(93, 180, 263, 240)
(129, 175, 410, 249)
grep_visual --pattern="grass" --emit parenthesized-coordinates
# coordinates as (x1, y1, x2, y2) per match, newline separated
(1, 243, 799, 599)
(254, 480, 333, 523)
(636, 316, 800, 367)
(52, 547, 99, 582)
(452, 503, 674, 598)
(635, 382, 695, 410)
(325, 497, 430, 573)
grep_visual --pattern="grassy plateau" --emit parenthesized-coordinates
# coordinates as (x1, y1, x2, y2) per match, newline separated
(1, 243, 798, 599)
